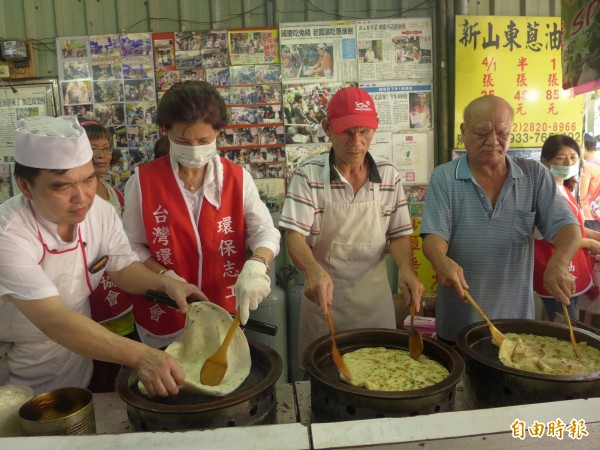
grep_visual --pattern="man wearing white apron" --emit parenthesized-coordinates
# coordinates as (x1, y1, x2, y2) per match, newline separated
(0, 116, 205, 396)
(279, 87, 423, 370)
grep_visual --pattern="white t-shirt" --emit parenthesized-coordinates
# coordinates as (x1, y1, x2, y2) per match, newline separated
(0, 195, 138, 304)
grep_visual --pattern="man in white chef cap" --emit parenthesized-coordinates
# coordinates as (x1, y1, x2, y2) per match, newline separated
(0, 116, 206, 396)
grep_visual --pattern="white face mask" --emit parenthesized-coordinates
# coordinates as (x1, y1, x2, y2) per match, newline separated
(550, 163, 579, 180)
(169, 138, 217, 168)
(567, 163, 580, 179)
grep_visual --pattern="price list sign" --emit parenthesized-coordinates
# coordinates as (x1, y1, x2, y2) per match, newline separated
(454, 16, 584, 149)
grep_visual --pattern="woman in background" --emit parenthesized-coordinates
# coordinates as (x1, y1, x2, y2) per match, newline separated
(534, 134, 600, 321)
(80, 120, 124, 215)
(579, 133, 600, 232)
(80, 120, 135, 392)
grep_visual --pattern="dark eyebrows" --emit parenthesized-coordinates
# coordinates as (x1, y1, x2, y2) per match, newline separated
(49, 180, 72, 189)
(49, 171, 96, 189)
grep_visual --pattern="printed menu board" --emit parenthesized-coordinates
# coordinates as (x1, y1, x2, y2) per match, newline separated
(454, 16, 584, 149)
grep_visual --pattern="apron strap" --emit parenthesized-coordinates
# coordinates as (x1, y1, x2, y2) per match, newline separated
(33, 204, 93, 293)
(323, 156, 381, 203)
(323, 157, 332, 203)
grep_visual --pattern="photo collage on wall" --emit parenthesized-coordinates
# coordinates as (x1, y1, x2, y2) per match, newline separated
(55, 18, 433, 213)
(58, 33, 157, 192)
(221, 27, 285, 212)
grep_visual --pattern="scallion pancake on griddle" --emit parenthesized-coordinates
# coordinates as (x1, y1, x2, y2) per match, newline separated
(340, 347, 449, 391)
(498, 333, 600, 375)
(139, 301, 251, 396)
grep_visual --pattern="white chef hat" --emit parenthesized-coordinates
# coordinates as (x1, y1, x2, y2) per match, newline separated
(14, 116, 93, 170)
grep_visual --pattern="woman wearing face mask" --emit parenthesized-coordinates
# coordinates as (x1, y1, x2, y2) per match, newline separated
(534, 134, 600, 322)
(123, 81, 280, 348)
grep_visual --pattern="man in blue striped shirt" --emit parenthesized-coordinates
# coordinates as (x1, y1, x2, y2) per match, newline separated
(421, 95, 581, 343)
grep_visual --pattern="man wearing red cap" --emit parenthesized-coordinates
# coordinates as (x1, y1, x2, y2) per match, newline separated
(279, 87, 423, 370)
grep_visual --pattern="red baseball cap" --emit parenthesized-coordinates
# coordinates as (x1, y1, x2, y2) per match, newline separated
(327, 87, 378, 133)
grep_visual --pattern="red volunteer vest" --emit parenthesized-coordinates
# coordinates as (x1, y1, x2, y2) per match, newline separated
(89, 186, 132, 323)
(134, 156, 246, 336)
(534, 188, 592, 297)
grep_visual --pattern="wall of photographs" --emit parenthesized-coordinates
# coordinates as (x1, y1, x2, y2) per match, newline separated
(52, 18, 433, 214)
(57, 33, 156, 192)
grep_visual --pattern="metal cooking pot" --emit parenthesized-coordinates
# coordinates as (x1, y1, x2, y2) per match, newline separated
(456, 319, 600, 409)
(116, 340, 282, 431)
(304, 328, 465, 422)
(19, 387, 95, 436)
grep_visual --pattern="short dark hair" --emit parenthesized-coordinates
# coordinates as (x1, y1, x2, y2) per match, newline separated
(80, 120, 118, 164)
(541, 134, 580, 160)
(584, 133, 596, 152)
(153, 135, 170, 159)
(80, 120, 112, 144)
(14, 162, 67, 186)
(157, 81, 227, 131)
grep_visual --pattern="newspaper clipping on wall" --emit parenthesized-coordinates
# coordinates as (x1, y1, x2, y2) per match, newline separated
(280, 21, 357, 84)
(360, 80, 433, 131)
(228, 28, 280, 66)
(365, 131, 430, 185)
(0, 82, 58, 202)
(357, 18, 432, 81)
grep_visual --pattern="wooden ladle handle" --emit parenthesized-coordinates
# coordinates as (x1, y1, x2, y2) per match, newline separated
(464, 291, 493, 327)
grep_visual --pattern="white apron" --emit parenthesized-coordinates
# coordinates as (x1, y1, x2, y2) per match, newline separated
(297, 159, 395, 368)
(2, 224, 94, 395)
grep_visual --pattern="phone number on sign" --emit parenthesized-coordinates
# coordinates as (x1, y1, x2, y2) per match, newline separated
(511, 130, 581, 145)
(512, 122, 578, 133)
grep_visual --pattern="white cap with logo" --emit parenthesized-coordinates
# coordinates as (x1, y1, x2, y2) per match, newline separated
(14, 116, 93, 170)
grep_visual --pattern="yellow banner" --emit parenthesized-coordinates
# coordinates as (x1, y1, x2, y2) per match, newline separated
(454, 16, 584, 149)
(411, 217, 437, 294)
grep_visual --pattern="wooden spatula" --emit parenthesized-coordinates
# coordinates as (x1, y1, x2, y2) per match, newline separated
(408, 302, 424, 361)
(200, 313, 241, 386)
(561, 303, 581, 358)
(326, 308, 352, 381)
(464, 290, 505, 347)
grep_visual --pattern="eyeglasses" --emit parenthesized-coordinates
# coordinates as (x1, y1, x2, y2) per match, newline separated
(92, 148, 112, 155)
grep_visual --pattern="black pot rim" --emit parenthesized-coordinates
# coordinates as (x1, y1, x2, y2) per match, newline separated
(116, 340, 282, 413)
(456, 319, 600, 382)
(303, 327, 465, 399)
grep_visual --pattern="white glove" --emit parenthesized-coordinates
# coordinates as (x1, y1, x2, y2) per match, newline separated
(162, 269, 187, 283)
(234, 260, 271, 325)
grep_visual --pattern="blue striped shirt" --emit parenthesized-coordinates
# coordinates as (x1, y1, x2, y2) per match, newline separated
(421, 155, 578, 341)
(279, 150, 413, 248)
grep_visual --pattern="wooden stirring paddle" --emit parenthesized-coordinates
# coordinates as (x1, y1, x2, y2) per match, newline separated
(327, 308, 352, 381)
(408, 302, 424, 361)
(561, 303, 581, 358)
(200, 313, 241, 386)
(464, 291, 505, 347)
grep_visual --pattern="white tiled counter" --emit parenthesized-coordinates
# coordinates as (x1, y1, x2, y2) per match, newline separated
(2, 382, 600, 449)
